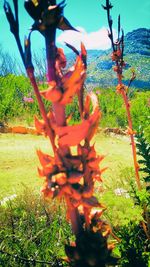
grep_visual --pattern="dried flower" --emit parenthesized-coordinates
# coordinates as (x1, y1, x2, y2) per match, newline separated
(24, 0, 77, 33)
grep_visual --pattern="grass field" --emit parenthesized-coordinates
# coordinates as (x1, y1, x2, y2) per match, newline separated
(0, 132, 134, 199)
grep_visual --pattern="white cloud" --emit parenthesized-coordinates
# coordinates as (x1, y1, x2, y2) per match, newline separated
(57, 26, 116, 50)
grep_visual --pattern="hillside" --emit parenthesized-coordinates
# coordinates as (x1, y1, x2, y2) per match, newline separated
(67, 28, 150, 90)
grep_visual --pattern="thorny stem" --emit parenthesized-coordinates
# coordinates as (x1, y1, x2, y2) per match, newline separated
(117, 58, 150, 241)
(104, 0, 150, 239)
(120, 87, 141, 190)
(104, 0, 141, 190)
(105, 0, 115, 51)
(119, 77, 150, 239)
(27, 68, 56, 153)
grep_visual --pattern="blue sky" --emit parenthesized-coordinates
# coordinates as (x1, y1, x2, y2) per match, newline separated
(0, 0, 150, 59)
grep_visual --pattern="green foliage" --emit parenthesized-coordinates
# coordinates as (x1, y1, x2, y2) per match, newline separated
(100, 191, 143, 227)
(66, 95, 80, 124)
(117, 222, 150, 267)
(0, 187, 72, 266)
(96, 88, 150, 140)
(112, 130, 150, 267)
(136, 129, 150, 192)
(131, 93, 150, 141)
(0, 75, 39, 124)
(95, 88, 127, 128)
(0, 74, 149, 140)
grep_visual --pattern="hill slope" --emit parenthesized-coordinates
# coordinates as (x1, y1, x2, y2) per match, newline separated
(67, 28, 150, 90)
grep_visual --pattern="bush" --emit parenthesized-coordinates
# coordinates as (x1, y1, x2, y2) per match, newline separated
(131, 91, 150, 141)
(0, 74, 149, 139)
(117, 223, 150, 267)
(0, 75, 40, 124)
(0, 187, 72, 266)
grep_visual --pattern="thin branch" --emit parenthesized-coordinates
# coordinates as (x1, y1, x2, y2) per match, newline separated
(0, 249, 61, 265)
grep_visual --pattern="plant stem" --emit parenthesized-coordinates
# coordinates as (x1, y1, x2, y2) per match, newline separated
(45, 27, 82, 236)
(121, 91, 141, 190)
(65, 195, 82, 236)
(27, 68, 56, 153)
(45, 28, 66, 127)
(117, 74, 141, 190)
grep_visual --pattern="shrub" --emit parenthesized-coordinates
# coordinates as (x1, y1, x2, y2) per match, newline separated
(0, 187, 71, 266)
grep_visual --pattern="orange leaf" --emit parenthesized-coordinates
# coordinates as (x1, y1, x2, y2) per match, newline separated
(34, 116, 46, 135)
(51, 172, 67, 185)
(88, 156, 104, 169)
(55, 120, 90, 146)
(83, 94, 90, 118)
(82, 184, 94, 198)
(40, 182, 54, 198)
(87, 145, 97, 159)
(38, 167, 44, 177)
(77, 144, 89, 157)
(68, 171, 83, 184)
(86, 107, 101, 141)
(54, 93, 100, 146)
(92, 171, 103, 182)
(60, 56, 86, 105)
(40, 81, 62, 102)
(100, 167, 108, 174)
(62, 184, 73, 195)
(71, 187, 82, 201)
(38, 163, 56, 177)
(37, 149, 54, 167)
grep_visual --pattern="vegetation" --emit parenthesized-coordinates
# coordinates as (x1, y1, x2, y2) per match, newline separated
(0, 75, 150, 141)
(0, 188, 71, 266)
(0, 137, 149, 266)
(0, 0, 149, 266)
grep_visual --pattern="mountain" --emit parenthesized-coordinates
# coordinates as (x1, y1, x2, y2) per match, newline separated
(66, 28, 150, 90)
(125, 28, 150, 56)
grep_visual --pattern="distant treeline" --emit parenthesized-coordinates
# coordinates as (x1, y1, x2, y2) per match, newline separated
(0, 74, 150, 140)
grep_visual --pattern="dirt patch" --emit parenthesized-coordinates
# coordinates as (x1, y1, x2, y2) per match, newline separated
(0, 123, 126, 136)
(103, 127, 125, 135)
(0, 124, 37, 135)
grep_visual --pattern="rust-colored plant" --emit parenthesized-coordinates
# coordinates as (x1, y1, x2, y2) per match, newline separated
(102, 0, 150, 240)
(4, 0, 118, 266)
(102, 0, 141, 190)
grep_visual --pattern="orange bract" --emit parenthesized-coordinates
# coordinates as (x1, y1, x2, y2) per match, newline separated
(53, 93, 101, 146)
(40, 81, 62, 102)
(37, 149, 54, 167)
(34, 116, 46, 135)
(60, 56, 86, 105)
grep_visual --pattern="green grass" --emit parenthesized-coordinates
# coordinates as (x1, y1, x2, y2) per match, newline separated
(0, 132, 147, 267)
(0, 132, 134, 199)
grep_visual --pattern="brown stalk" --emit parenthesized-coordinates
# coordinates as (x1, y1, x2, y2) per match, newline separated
(103, 0, 150, 239)
(117, 74, 141, 190)
(104, 0, 141, 190)
(27, 67, 56, 153)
